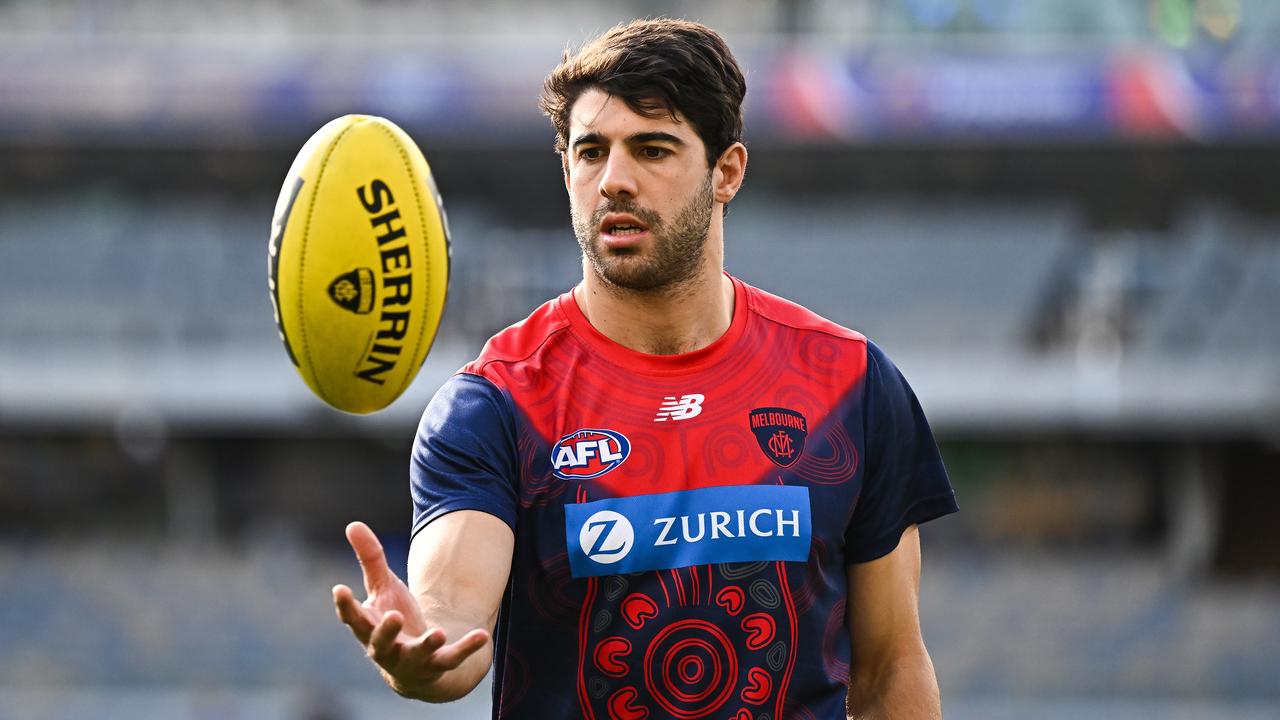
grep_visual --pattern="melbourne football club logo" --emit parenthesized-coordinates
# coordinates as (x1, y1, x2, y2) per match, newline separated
(749, 407, 808, 467)
(578, 510, 634, 564)
(551, 428, 631, 480)
(328, 268, 375, 314)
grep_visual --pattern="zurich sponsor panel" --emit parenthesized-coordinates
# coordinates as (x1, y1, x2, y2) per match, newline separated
(565, 485, 812, 578)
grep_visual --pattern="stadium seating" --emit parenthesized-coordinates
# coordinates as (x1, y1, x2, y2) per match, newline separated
(2, 542, 1278, 711)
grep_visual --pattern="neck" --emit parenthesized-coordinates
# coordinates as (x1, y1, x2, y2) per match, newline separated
(575, 233, 734, 356)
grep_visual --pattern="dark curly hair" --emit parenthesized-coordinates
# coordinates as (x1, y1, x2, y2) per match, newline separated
(539, 18, 746, 168)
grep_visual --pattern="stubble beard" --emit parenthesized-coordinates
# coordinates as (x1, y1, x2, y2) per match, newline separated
(571, 172, 715, 293)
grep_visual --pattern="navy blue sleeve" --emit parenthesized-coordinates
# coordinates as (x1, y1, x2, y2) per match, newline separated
(410, 372, 520, 539)
(844, 342, 958, 564)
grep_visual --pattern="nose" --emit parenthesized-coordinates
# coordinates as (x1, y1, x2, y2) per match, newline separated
(598, 150, 638, 200)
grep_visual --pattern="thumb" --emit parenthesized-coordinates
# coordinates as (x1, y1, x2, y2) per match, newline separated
(346, 521, 395, 594)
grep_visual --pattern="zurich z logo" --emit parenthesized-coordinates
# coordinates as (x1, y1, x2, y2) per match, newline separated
(654, 393, 704, 422)
(551, 428, 630, 480)
(578, 510, 634, 564)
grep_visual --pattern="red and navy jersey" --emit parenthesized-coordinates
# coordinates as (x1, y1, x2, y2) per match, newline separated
(410, 276, 957, 720)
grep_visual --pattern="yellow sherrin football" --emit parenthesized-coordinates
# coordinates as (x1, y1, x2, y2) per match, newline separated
(268, 115, 450, 414)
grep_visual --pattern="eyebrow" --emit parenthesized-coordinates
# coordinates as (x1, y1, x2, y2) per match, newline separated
(570, 131, 687, 150)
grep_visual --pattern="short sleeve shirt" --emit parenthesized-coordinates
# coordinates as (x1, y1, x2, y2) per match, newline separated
(411, 276, 957, 719)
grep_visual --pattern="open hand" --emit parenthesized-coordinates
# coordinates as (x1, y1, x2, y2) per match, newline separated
(332, 521, 490, 699)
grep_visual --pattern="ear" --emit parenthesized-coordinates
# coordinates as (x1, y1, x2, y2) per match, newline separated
(561, 152, 571, 194)
(712, 142, 748, 204)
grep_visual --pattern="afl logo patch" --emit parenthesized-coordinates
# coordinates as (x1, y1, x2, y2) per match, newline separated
(749, 407, 808, 467)
(552, 428, 631, 480)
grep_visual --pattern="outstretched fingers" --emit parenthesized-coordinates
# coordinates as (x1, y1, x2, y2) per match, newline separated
(426, 628, 491, 670)
(368, 610, 405, 664)
(402, 627, 448, 664)
(346, 521, 393, 595)
(333, 583, 376, 644)
(364, 617, 485, 673)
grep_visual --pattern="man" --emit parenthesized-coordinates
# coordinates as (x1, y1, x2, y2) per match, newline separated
(333, 18, 957, 719)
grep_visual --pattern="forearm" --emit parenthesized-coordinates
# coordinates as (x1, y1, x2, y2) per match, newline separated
(392, 511, 511, 703)
(846, 642, 941, 720)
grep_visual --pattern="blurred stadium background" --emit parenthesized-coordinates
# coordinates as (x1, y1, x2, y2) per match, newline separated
(2, 0, 1279, 718)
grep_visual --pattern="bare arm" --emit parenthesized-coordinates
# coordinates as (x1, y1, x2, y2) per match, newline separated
(845, 525, 941, 720)
(333, 512, 514, 702)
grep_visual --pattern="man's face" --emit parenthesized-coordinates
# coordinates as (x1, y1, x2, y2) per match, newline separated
(564, 88, 716, 292)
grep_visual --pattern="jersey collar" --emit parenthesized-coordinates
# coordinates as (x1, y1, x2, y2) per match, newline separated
(557, 273, 749, 376)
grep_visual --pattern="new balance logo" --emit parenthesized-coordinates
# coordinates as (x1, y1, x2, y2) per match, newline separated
(655, 394, 705, 422)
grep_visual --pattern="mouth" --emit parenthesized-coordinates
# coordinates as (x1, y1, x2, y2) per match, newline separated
(598, 212, 651, 250)
(599, 213, 650, 236)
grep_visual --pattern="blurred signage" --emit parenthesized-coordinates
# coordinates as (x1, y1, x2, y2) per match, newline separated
(0, 43, 1275, 145)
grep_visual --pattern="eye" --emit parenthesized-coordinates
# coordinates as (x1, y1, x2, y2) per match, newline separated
(640, 146, 669, 160)
(579, 147, 603, 161)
